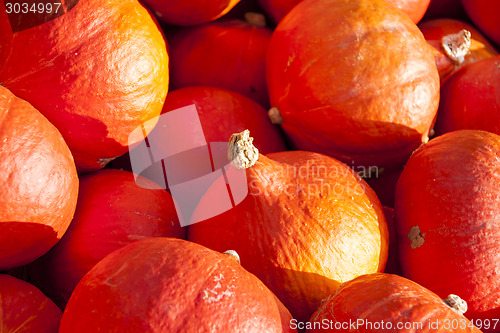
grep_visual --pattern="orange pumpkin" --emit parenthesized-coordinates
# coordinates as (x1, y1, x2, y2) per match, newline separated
(189, 130, 388, 322)
(266, 0, 439, 170)
(59, 238, 296, 332)
(0, 86, 78, 270)
(0, 0, 169, 172)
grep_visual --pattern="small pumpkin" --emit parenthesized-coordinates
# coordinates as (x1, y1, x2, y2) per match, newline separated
(0, 86, 78, 270)
(189, 130, 388, 322)
(434, 56, 500, 136)
(266, 0, 439, 170)
(27, 169, 184, 309)
(395, 130, 500, 329)
(0, 274, 62, 332)
(59, 238, 296, 332)
(462, 0, 500, 46)
(0, 0, 169, 171)
(168, 15, 272, 108)
(141, 0, 241, 26)
(307, 273, 481, 333)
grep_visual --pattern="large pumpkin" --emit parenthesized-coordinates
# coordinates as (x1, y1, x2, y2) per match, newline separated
(462, 0, 500, 46)
(434, 56, 500, 136)
(0, 274, 62, 332)
(395, 130, 500, 330)
(266, 0, 439, 170)
(0, 86, 78, 270)
(168, 16, 272, 108)
(141, 0, 241, 26)
(307, 273, 482, 333)
(27, 169, 184, 309)
(59, 237, 296, 332)
(0, 0, 169, 172)
(189, 130, 388, 322)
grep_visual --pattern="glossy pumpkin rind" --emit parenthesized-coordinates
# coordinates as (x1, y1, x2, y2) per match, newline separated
(27, 169, 184, 309)
(189, 149, 389, 322)
(0, 86, 78, 270)
(307, 273, 482, 333)
(0, 0, 169, 172)
(59, 237, 296, 332)
(266, 0, 440, 170)
(462, 0, 500, 46)
(0, 274, 62, 333)
(395, 130, 500, 328)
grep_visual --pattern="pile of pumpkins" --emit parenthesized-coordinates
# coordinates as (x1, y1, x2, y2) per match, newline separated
(0, 0, 499, 331)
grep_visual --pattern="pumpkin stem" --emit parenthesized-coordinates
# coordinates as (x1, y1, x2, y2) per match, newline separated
(444, 294, 468, 315)
(441, 30, 471, 65)
(244, 12, 267, 28)
(268, 107, 283, 125)
(228, 130, 259, 169)
(223, 250, 241, 264)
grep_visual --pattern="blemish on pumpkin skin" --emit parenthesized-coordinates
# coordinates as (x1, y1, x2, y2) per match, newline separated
(408, 226, 425, 249)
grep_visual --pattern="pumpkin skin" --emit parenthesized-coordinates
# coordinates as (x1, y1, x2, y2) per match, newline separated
(420, 19, 498, 83)
(0, 0, 169, 172)
(395, 130, 500, 328)
(434, 56, 500, 136)
(141, 0, 241, 26)
(258, 0, 429, 24)
(462, 0, 500, 46)
(266, 0, 440, 170)
(189, 133, 388, 322)
(0, 274, 62, 332)
(164, 87, 286, 154)
(27, 169, 185, 309)
(59, 237, 296, 332)
(168, 18, 272, 108)
(0, 86, 78, 270)
(307, 273, 482, 333)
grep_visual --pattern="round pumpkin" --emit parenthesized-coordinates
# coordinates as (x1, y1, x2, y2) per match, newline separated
(395, 130, 500, 328)
(420, 18, 498, 83)
(434, 56, 500, 136)
(59, 237, 296, 332)
(307, 273, 482, 332)
(141, 0, 241, 26)
(0, 86, 78, 270)
(0, 274, 62, 332)
(462, 0, 500, 46)
(189, 130, 388, 322)
(168, 16, 272, 108)
(258, 0, 429, 23)
(27, 169, 185, 309)
(266, 0, 440, 170)
(0, 0, 169, 172)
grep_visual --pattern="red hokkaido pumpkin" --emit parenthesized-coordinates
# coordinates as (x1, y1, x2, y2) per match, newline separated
(59, 237, 296, 332)
(462, 0, 500, 46)
(395, 130, 500, 329)
(420, 19, 498, 83)
(307, 273, 482, 333)
(0, 0, 169, 172)
(0, 274, 62, 332)
(434, 56, 500, 136)
(27, 169, 184, 309)
(189, 130, 388, 322)
(168, 15, 272, 108)
(0, 86, 78, 270)
(258, 0, 429, 23)
(266, 0, 439, 170)
(141, 0, 241, 26)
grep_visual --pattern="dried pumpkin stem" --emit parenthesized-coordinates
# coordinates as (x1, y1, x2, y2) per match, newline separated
(441, 29, 471, 65)
(444, 294, 468, 315)
(244, 12, 267, 28)
(268, 107, 283, 125)
(228, 130, 259, 169)
(223, 250, 241, 264)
